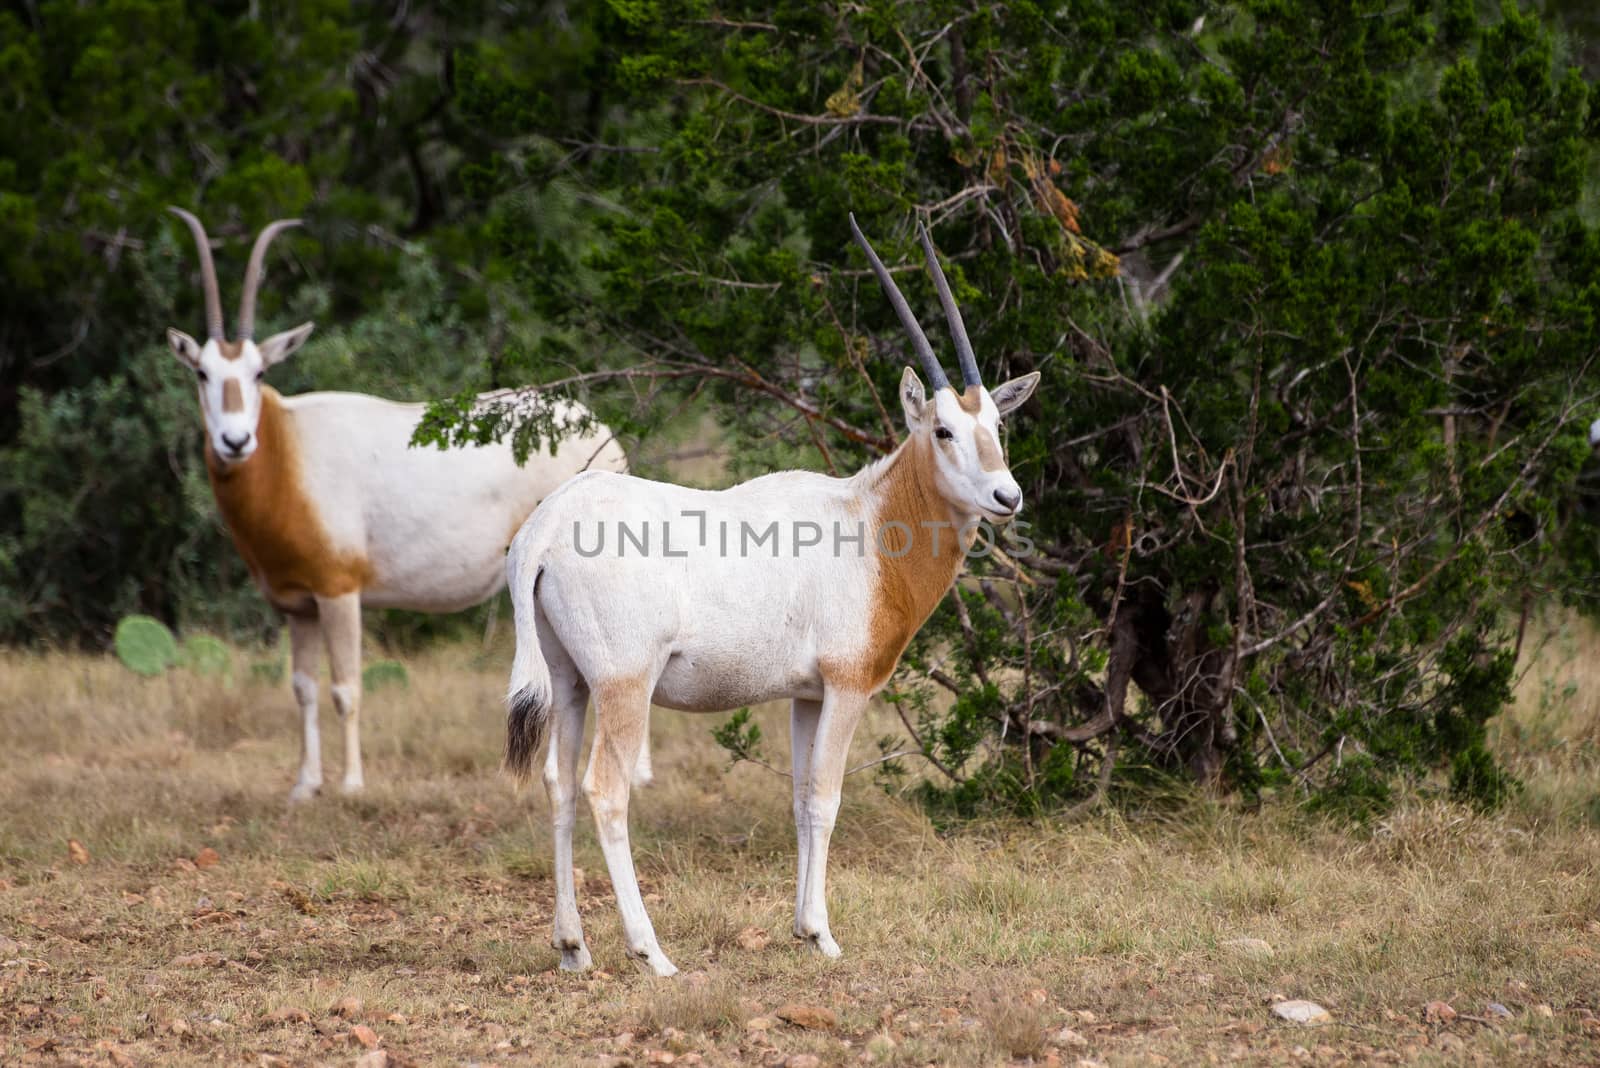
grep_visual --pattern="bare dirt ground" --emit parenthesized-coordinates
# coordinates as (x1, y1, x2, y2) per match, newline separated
(2, 615, 1599, 1067)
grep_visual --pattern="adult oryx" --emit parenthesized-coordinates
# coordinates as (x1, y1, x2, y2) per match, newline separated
(503, 215, 1040, 976)
(166, 208, 633, 803)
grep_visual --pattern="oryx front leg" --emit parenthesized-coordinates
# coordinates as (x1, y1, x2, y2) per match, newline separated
(544, 663, 592, 971)
(584, 677, 676, 977)
(317, 592, 365, 795)
(286, 613, 323, 804)
(794, 688, 870, 959)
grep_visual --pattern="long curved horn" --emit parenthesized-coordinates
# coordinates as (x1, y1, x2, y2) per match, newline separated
(237, 218, 302, 340)
(167, 207, 225, 340)
(918, 224, 982, 389)
(848, 213, 949, 391)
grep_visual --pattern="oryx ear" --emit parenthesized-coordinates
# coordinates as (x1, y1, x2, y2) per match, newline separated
(257, 322, 315, 366)
(168, 328, 203, 369)
(900, 366, 930, 429)
(990, 371, 1040, 418)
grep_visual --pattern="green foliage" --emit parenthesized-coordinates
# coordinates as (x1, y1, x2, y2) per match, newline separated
(711, 708, 767, 770)
(250, 657, 286, 686)
(113, 615, 178, 676)
(362, 660, 410, 694)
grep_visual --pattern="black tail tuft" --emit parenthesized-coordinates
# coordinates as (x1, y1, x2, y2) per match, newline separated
(505, 685, 547, 781)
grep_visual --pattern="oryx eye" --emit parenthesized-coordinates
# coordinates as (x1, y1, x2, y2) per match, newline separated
(196, 369, 208, 384)
(934, 426, 954, 441)
(255, 370, 265, 382)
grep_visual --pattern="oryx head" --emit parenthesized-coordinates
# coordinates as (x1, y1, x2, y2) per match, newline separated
(166, 208, 314, 466)
(850, 214, 1040, 523)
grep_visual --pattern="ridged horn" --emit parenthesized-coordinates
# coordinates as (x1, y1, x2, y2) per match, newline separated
(918, 224, 982, 389)
(848, 213, 950, 391)
(167, 207, 225, 340)
(237, 218, 302, 340)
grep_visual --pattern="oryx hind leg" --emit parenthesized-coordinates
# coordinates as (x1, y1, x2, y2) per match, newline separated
(543, 636, 592, 971)
(584, 673, 676, 977)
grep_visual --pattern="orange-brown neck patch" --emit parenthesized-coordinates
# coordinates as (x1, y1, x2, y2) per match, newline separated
(822, 434, 968, 694)
(206, 387, 370, 608)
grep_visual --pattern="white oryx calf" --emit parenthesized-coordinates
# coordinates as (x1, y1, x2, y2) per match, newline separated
(503, 215, 1040, 976)
(166, 208, 632, 803)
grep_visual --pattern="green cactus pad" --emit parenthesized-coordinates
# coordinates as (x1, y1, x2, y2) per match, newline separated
(362, 660, 409, 693)
(114, 615, 178, 677)
(180, 634, 232, 676)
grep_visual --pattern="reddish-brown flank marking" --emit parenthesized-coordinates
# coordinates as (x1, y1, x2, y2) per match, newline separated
(822, 428, 968, 694)
(206, 387, 371, 609)
(221, 379, 243, 413)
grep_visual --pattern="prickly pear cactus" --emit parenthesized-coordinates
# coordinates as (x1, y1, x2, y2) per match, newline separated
(180, 634, 232, 676)
(362, 659, 408, 693)
(114, 615, 178, 677)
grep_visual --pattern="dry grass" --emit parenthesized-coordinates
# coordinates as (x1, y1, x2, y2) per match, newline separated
(2, 623, 1599, 1066)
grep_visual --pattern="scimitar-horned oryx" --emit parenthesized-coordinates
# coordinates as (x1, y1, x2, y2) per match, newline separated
(166, 207, 635, 803)
(502, 214, 1040, 975)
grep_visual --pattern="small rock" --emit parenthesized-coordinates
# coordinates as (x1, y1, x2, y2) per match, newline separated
(385, 1012, 407, 1026)
(1535, 1004, 1555, 1019)
(591, 1057, 630, 1068)
(1053, 1027, 1089, 1048)
(171, 857, 197, 873)
(1486, 1002, 1513, 1019)
(67, 839, 90, 865)
(194, 847, 221, 869)
(1025, 987, 1049, 1004)
(355, 1053, 389, 1068)
(1423, 1001, 1457, 1023)
(785, 1056, 821, 1068)
(646, 1051, 676, 1065)
(660, 1026, 688, 1045)
(679, 1056, 703, 1066)
(746, 1016, 776, 1032)
(737, 925, 771, 951)
(1073, 1009, 1097, 1025)
(265, 1005, 310, 1023)
(776, 1004, 838, 1031)
(1435, 1032, 1466, 1052)
(350, 1024, 380, 1048)
(332, 996, 364, 1018)
(1582, 1018, 1600, 1036)
(0, 934, 21, 956)
(1272, 1000, 1332, 1026)
(168, 1017, 191, 1035)
(1222, 937, 1275, 959)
